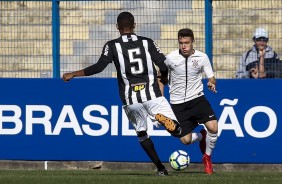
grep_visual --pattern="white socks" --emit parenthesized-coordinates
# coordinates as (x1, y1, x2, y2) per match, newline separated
(191, 132, 202, 144)
(188, 131, 218, 156)
(205, 132, 218, 156)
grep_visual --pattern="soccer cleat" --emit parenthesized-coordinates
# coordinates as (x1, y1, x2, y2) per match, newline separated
(199, 129, 207, 155)
(202, 153, 213, 175)
(155, 169, 168, 176)
(155, 113, 176, 132)
(155, 113, 181, 136)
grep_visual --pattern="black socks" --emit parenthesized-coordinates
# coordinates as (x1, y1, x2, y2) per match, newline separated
(140, 137, 165, 171)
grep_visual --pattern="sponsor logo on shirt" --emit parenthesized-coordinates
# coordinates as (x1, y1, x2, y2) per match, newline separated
(131, 83, 146, 92)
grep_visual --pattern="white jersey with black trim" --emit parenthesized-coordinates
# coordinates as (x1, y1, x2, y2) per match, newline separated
(165, 49, 214, 104)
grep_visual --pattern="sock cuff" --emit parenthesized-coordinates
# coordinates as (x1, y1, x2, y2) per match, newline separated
(138, 134, 149, 142)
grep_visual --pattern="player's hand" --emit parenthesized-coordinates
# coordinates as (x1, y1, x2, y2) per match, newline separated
(62, 73, 74, 82)
(207, 82, 217, 93)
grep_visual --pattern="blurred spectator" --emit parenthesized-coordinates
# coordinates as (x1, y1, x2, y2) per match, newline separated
(236, 28, 281, 79)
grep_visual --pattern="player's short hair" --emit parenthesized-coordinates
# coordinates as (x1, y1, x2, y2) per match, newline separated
(117, 12, 135, 29)
(178, 28, 194, 41)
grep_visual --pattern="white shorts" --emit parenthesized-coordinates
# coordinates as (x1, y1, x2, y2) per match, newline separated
(123, 96, 177, 132)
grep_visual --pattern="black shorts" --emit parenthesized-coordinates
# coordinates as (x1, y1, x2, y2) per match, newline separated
(171, 95, 217, 138)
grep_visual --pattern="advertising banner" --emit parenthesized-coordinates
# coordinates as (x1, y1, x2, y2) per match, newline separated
(0, 78, 281, 163)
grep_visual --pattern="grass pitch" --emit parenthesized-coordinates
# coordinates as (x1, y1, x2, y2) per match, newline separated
(0, 170, 281, 184)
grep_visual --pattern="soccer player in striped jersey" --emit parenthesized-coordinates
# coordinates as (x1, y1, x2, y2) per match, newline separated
(159, 28, 218, 174)
(62, 11, 181, 176)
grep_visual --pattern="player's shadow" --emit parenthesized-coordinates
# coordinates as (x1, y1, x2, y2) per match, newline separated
(99, 170, 207, 176)
(170, 171, 205, 174)
(99, 173, 153, 176)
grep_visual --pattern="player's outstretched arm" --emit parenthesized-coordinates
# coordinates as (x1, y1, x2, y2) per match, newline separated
(62, 70, 85, 82)
(207, 77, 217, 93)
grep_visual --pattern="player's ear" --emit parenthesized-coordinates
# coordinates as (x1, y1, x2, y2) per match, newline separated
(133, 23, 136, 29)
(116, 24, 119, 30)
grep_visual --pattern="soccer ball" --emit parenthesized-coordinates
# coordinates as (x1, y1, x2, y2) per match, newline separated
(169, 150, 190, 171)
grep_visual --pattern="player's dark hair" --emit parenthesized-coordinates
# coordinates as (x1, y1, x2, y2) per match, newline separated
(117, 12, 135, 29)
(178, 28, 194, 41)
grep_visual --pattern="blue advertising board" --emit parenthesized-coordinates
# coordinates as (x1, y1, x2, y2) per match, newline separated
(0, 78, 281, 163)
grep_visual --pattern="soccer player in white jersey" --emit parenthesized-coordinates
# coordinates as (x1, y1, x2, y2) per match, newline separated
(62, 12, 181, 176)
(159, 28, 218, 174)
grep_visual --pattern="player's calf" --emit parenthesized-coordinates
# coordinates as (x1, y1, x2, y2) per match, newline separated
(199, 129, 207, 155)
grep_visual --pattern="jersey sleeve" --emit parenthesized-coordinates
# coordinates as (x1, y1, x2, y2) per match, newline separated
(148, 39, 166, 65)
(83, 42, 114, 76)
(164, 54, 172, 68)
(148, 39, 168, 76)
(202, 54, 214, 78)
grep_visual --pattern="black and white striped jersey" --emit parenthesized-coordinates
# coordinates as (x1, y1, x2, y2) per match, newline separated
(84, 33, 168, 105)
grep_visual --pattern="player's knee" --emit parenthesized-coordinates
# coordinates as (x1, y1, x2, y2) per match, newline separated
(208, 128, 218, 134)
(206, 120, 218, 134)
(181, 140, 192, 145)
(180, 136, 192, 145)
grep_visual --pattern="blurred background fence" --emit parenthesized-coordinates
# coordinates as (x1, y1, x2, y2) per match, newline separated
(0, 0, 281, 78)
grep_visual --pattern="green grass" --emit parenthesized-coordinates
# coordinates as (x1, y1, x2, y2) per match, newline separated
(0, 170, 281, 184)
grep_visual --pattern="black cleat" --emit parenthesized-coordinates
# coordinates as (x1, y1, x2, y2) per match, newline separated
(155, 169, 168, 176)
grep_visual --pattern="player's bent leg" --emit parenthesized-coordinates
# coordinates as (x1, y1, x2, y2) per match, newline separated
(155, 113, 182, 136)
(180, 133, 193, 145)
